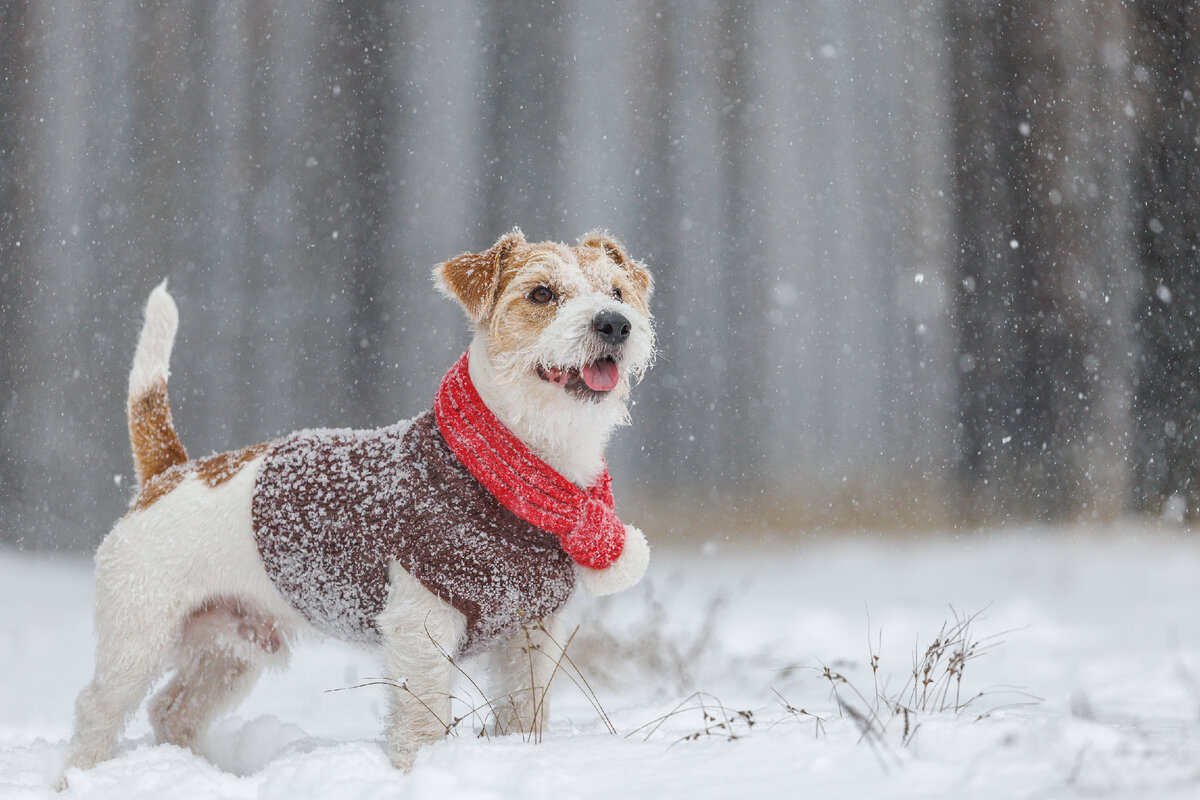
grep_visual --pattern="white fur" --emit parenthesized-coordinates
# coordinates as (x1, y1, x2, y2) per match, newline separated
(576, 524, 650, 596)
(469, 289, 655, 488)
(128, 280, 178, 399)
(377, 564, 468, 770)
(532, 292, 655, 388)
(469, 336, 625, 487)
(67, 458, 301, 773)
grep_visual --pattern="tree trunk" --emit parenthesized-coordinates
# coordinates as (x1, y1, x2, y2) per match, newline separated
(714, 0, 767, 490)
(1129, 1, 1200, 519)
(948, 0, 1134, 521)
(316, 0, 400, 422)
(0, 0, 34, 540)
(481, 0, 569, 240)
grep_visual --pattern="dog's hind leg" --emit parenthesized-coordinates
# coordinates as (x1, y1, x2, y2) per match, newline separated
(69, 660, 167, 771)
(66, 585, 181, 772)
(148, 598, 288, 752)
(376, 565, 467, 771)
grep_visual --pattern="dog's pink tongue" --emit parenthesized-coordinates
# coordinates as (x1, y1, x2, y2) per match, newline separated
(581, 359, 620, 391)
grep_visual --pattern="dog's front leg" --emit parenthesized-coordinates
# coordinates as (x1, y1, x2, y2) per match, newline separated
(488, 614, 563, 739)
(377, 566, 467, 771)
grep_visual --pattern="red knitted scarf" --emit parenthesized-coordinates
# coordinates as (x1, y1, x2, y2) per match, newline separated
(433, 352, 625, 570)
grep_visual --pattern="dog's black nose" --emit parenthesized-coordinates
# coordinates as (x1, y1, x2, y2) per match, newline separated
(592, 311, 631, 345)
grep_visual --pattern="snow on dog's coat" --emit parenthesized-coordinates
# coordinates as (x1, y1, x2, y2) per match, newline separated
(250, 409, 579, 652)
(63, 231, 654, 782)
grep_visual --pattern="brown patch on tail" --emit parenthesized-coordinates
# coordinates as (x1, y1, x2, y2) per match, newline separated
(133, 442, 269, 511)
(129, 377, 189, 486)
(134, 468, 188, 511)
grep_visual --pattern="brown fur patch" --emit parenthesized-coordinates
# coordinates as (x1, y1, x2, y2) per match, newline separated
(486, 245, 581, 351)
(133, 442, 268, 511)
(435, 231, 526, 322)
(134, 468, 187, 511)
(128, 379, 189, 486)
(578, 232, 653, 309)
(196, 443, 269, 487)
(439, 232, 652, 328)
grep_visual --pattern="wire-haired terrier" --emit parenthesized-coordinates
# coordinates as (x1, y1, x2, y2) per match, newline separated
(64, 230, 654, 777)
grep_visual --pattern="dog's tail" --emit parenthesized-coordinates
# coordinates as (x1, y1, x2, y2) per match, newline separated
(128, 280, 188, 486)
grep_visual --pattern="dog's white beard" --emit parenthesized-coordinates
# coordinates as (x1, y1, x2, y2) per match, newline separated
(521, 295, 655, 385)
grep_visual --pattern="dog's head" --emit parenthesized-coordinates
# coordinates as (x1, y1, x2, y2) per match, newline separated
(435, 230, 655, 406)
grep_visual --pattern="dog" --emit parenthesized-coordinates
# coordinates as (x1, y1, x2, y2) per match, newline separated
(63, 230, 654, 777)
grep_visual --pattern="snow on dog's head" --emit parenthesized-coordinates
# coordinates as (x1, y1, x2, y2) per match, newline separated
(435, 230, 655, 405)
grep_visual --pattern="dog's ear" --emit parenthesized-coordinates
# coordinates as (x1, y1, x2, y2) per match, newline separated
(434, 230, 526, 323)
(581, 231, 653, 301)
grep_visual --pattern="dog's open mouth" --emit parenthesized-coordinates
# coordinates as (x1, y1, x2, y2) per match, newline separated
(537, 356, 620, 395)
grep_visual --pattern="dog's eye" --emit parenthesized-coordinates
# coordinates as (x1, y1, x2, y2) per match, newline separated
(611, 287, 623, 302)
(528, 286, 555, 304)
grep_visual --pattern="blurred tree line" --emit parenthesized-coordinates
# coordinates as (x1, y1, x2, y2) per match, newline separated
(0, 0, 1197, 549)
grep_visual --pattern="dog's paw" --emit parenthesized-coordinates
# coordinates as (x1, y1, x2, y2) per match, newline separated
(575, 523, 649, 596)
(388, 745, 418, 773)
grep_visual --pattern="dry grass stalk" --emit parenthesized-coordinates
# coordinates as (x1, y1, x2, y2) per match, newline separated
(625, 691, 755, 745)
(328, 616, 614, 742)
(776, 606, 1039, 748)
(328, 602, 1037, 758)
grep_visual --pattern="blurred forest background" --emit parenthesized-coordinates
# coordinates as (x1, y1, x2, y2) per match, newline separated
(1, 1, 1198, 550)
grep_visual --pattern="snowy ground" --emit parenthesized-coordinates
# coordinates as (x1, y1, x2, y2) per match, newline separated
(4, 523, 1200, 799)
